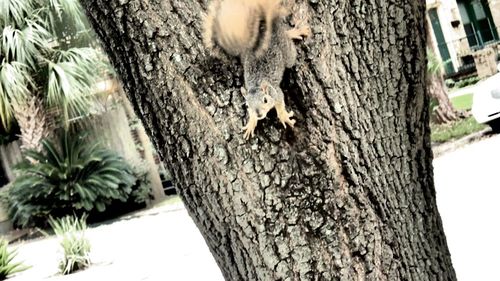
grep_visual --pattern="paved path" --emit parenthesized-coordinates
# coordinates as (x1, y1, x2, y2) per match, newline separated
(434, 133, 500, 281)
(7, 134, 500, 280)
(449, 71, 500, 98)
(449, 84, 478, 98)
(9, 197, 224, 281)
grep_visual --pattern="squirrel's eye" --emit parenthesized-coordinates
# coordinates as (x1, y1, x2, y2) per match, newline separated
(263, 97, 268, 103)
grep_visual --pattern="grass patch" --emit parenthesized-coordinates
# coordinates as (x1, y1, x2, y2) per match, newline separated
(450, 94, 473, 111)
(431, 116, 486, 143)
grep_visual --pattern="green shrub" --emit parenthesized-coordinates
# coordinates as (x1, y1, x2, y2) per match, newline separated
(454, 76, 480, 89)
(49, 215, 91, 275)
(445, 79, 455, 88)
(7, 133, 137, 227)
(0, 187, 8, 207)
(0, 239, 29, 280)
(130, 163, 154, 205)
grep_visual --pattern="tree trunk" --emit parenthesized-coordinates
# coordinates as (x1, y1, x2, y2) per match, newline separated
(81, 0, 457, 280)
(426, 20, 466, 125)
(13, 96, 51, 152)
(428, 74, 468, 124)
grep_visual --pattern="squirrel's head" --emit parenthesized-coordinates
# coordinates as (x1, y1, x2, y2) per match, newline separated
(242, 81, 276, 120)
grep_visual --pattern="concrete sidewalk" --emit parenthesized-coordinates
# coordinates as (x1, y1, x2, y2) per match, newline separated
(8, 197, 224, 281)
(434, 133, 500, 281)
(448, 71, 500, 98)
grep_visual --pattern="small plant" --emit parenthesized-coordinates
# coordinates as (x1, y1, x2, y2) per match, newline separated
(0, 239, 29, 280)
(7, 132, 137, 227)
(49, 215, 91, 275)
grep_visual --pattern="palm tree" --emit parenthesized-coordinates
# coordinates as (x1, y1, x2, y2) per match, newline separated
(0, 0, 108, 150)
(426, 20, 468, 124)
(427, 48, 468, 124)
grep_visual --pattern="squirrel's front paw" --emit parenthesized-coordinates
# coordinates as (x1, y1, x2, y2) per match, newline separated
(242, 119, 258, 140)
(278, 110, 295, 129)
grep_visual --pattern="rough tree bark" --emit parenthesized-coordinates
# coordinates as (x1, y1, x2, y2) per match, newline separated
(81, 0, 457, 280)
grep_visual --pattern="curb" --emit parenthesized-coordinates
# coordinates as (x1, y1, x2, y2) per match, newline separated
(432, 127, 492, 158)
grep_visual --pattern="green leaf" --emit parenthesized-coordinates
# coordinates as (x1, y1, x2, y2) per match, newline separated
(0, 238, 30, 278)
(0, 0, 35, 27)
(47, 0, 86, 34)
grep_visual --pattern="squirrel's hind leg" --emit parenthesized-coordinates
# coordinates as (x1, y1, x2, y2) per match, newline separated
(284, 26, 311, 67)
(203, 0, 225, 58)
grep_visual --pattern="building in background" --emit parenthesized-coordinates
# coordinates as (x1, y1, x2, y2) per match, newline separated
(427, 0, 500, 78)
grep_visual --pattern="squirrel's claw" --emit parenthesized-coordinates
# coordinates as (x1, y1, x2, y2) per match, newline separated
(242, 116, 258, 140)
(242, 125, 255, 140)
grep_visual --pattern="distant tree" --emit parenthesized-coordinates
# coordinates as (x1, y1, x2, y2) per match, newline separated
(427, 49, 468, 123)
(427, 21, 468, 124)
(0, 0, 108, 150)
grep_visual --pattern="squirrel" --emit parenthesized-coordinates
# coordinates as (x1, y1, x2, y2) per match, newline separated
(203, 0, 311, 139)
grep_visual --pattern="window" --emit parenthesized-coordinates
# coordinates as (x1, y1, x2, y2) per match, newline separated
(457, 0, 498, 48)
(459, 2, 479, 47)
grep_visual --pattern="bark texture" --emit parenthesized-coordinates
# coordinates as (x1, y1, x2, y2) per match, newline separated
(81, 0, 457, 280)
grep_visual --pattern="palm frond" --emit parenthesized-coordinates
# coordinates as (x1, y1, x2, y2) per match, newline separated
(46, 0, 86, 35)
(0, 0, 36, 27)
(46, 59, 96, 123)
(45, 47, 108, 124)
(52, 47, 106, 73)
(427, 48, 451, 77)
(2, 26, 33, 66)
(1, 21, 50, 68)
(23, 16, 52, 51)
(0, 61, 32, 130)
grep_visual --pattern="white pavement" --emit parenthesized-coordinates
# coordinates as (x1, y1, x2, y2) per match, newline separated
(449, 84, 478, 98)
(8, 197, 224, 281)
(434, 133, 500, 281)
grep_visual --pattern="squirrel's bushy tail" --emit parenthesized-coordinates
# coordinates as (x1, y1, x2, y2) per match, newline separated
(203, 0, 285, 58)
